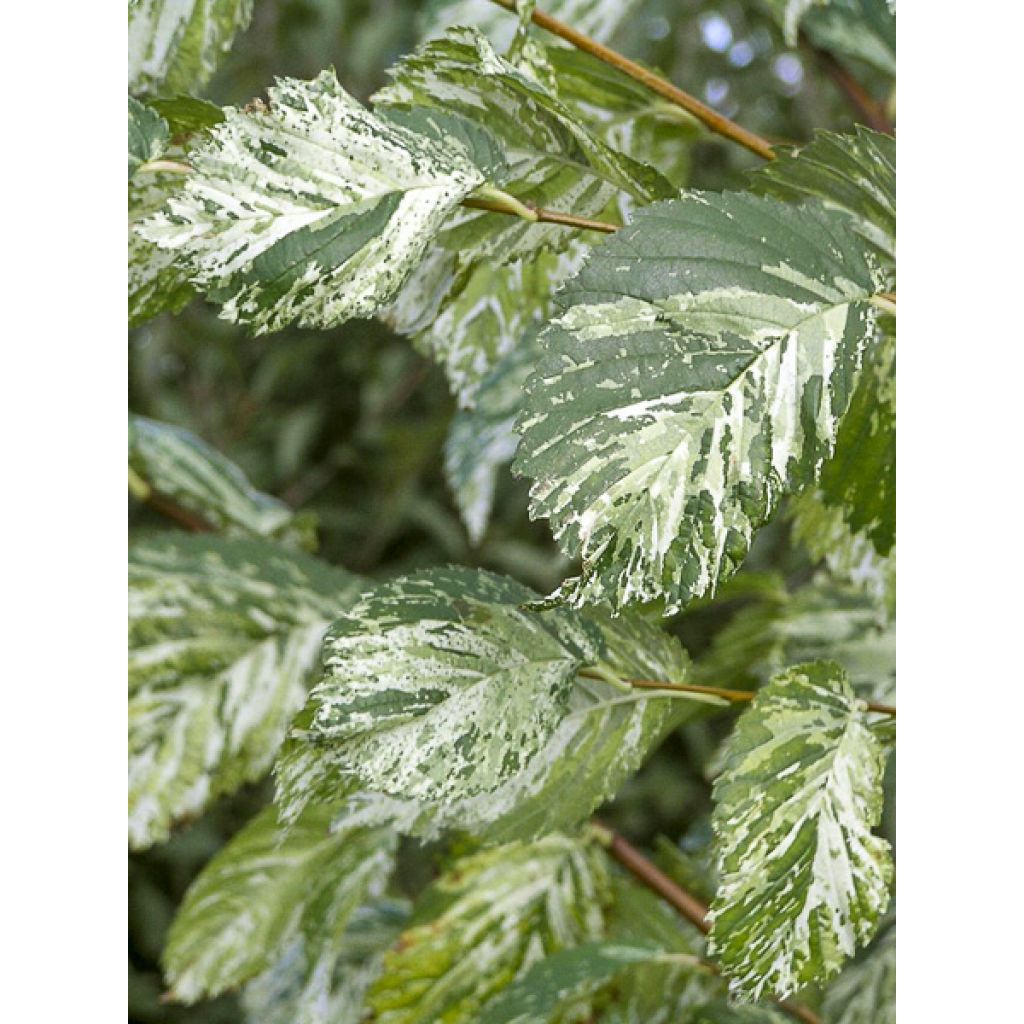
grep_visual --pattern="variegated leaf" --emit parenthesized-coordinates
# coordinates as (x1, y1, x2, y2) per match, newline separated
(819, 318, 895, 555)
(479, 942, 680, 1024)
(129, 169, 195, 326)
(444, 327, 541, 544)
(373, 28, 671, 265)
(128, 535, 362, 849)
(276, 568, 602, 819)
(696, 573, 895, 703)
(822, 920, 895, 1024)
(419, 0, 643, 50)
(139, 71, 502, 334)
(129, 96, 169, 179)
(789, 490, 895, 619)
(241, 898, 409, 1024)
(128, 0, 254, 97)
(708, 661, 894, 1000)
(163, 805, 397, 1006)
(752, 128, 895, 264)
(129, 413, 316, 549)
(368, 835, 609, 1024)
(515, 192, 890, 614)
(275, 585, 709, 844)
(688, 1003, 787, 1024)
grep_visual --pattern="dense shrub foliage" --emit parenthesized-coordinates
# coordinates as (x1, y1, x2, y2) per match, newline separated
(129, 2, 896, 1022)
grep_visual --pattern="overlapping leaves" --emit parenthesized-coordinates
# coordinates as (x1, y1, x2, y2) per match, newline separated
(128, 534, 362, 849)
(140, 71, 503, 334)
(708, 661, 893, 999)
(516, 191, 889, 613)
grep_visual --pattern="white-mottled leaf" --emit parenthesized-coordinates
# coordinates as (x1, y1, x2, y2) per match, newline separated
(752, 128, 895, 264)
(479, 942, 679, 1024)
(128, 534, 363, 849)
(789, 490, 895, 619)
(129, 413, 316, 549)
(129, 0, 254, 96)
(129, 166, 195, 326)
(163, 805, 396, 1006)
(515, 192, 890, 614)
(373, 28, 670, 264)
(708, 661, 894, 999)
(241, 898, 409, 1024)
(419, 0, 643, 50)
(368, 835, 609, 1024)
(276, 568, 602, 820)
(822, 920, 895, 1024)
(444, 328, 541, 544)
(139, 71, 501, 334)
(129, 96, 169, 178)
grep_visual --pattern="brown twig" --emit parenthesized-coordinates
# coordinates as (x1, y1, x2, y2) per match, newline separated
(461, 195, 618, 233)
(593, 822, 822, 1024)
(803, 34, 894, 135)
(487, 0, 776, 161)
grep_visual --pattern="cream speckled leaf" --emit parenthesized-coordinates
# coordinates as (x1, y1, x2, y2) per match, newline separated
(373, 28, 670, 264)
(276, 568, 601, 819)
(515, 192, 889, 614)
(708, 661, 894, 1000)
(753, 128, 895, 265)
(129, 96, 169, 178)
(139, 71, 500, 334)
(164, 805, 396, 1004)
(129, 414, 315, 549)
(275, 589, 707, 844)
(419, 0, 643, 51)
(129, 0, 254, 97)
(128, 535, 362, 849)
(368, 835, 609, 1024)
(822, 920, 895, 1024)
(241, 898, 409, 1024)
(444, 327, 542, 544)
(129, 168, 195, 326)
(789, 490, 895, 619)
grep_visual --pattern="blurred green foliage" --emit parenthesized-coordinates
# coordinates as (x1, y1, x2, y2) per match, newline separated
(129, 2, 884, 1018)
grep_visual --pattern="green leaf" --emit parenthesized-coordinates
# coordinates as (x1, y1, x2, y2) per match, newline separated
(368, 835, 609, 1024)
(688, 1002, 787, 1024)
(128, 534, 363, 849)
(419, 0, 644, 50)
(129, 413, 316, 549)
(822, 921, 895, 1024)
(139, 71, 501, 334)
(276, 568, 602, 820)
(515, 192, 890, 614)
(129, 96, 169, 179)
(163, 805, 397, 1003)
(129, 0, 255, 96)
(149, 93, 226, 135)
(708, 661, 894, 999)
(819, 319, 895, 555)
(444, 327, 541, 543)
(373, 27, 671, 265)
(129, 171, 195, 326)
(802, 0, 896, 78)
(478, 942, 681, 1024)
(753, 128, 895, 265)
(761, 0, 829, 45)
(789, 490, 895, 618)
(241, 898, 410, 1024)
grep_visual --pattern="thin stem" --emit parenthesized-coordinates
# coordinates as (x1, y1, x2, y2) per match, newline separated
(129, 471, 213, 533)
(591, 822, 822, 1024)
(487, 0, 776, 161)
(461, 195, 618, 233)
(625, 677, 896, 718)
(803, 33, 894, 135)
(871, 292, 897, 315)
